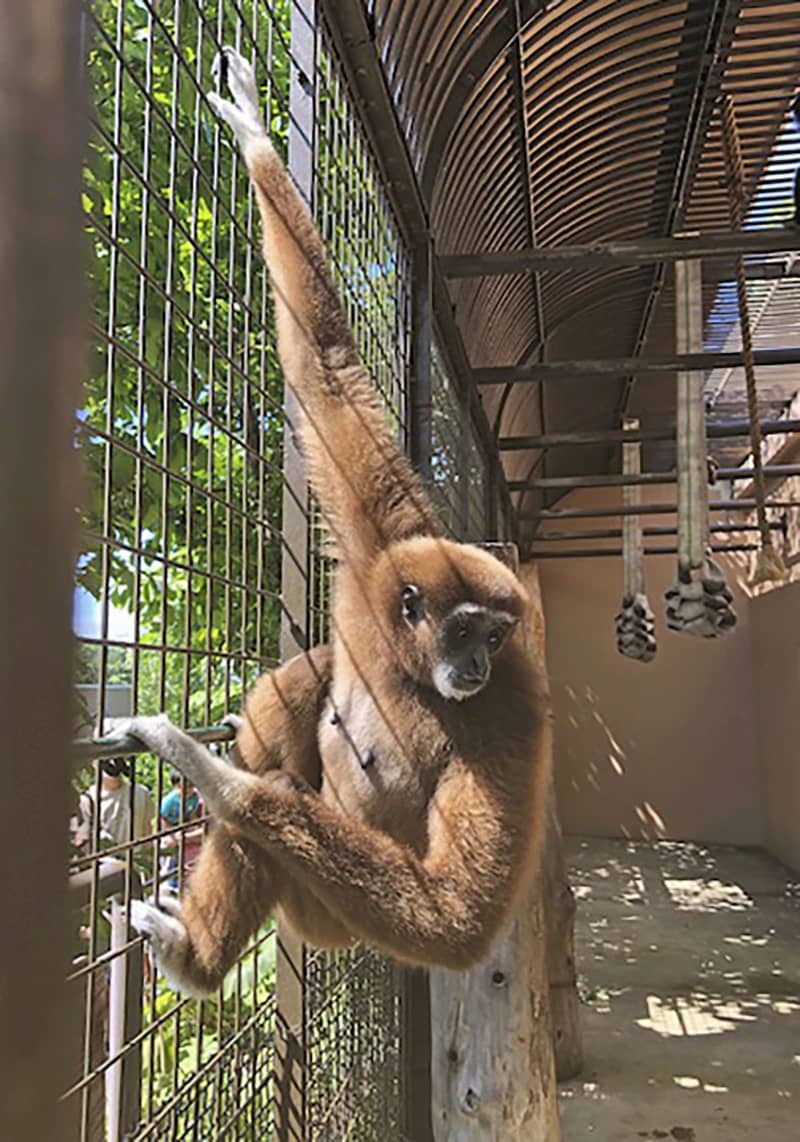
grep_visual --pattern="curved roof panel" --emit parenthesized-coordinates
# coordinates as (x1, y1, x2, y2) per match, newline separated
(369, 0, 800, 527)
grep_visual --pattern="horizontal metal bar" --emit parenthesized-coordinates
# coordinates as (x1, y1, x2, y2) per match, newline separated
(476, 347, 800, 385)
(530, 543, 760, 560)
(68, 860, 142, 909)
(526, 499, 799, 521)
(499, 417, 800, 451)
(534, 521, 784, 542)
(512, 464, 800, 492)
(73, 722, 236, 764)
(440, 229, 798, 277)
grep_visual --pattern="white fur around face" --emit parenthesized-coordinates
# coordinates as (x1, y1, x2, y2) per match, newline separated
(432, 661, 488, 702)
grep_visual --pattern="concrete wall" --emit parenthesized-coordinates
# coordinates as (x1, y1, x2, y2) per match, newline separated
(538, 488, 763, 846)
(750, 581, 800, 870)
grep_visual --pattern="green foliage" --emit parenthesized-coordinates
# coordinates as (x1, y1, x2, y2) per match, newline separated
(77, 0, 296, 733)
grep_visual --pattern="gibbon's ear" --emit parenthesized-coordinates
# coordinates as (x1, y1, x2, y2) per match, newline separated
(401, 584, 425, 627)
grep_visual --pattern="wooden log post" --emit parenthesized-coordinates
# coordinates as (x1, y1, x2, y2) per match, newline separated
(542, 793, 582, 1081)
(524, 564, 582, 1081)
(429, 555, 561, 1141)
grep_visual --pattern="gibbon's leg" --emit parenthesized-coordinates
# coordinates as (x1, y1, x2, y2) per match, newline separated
(116, 713, 541, 970)
(208, 48, 442, 562)
(131, 824, 280, 997)
(126, 647, 338, 995)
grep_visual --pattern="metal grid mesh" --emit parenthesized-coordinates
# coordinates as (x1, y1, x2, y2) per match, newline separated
(300, 25, 411, 1140)
(430, 342, 488, 541)
(71, 3, 295, 1138)
(69, 3, 425, 1139)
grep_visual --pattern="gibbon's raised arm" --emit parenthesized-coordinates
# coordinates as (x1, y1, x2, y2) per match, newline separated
(208, 49, 441, 564)
(112, 714, 541, 970)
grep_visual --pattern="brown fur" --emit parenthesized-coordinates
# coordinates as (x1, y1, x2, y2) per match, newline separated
(170, 89, 552, 991)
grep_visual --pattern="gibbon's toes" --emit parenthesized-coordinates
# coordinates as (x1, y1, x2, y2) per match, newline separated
(130, 900, 209, 999)
(153, 893, 183, 919)
(221, 712, 244, 733)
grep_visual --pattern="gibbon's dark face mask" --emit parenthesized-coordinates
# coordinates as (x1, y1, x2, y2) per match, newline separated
(101, 758, 129, 778)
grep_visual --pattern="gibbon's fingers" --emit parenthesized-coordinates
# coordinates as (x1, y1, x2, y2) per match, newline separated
(207, 92, 265, 150)
(106, 714, 257, 822)
(213, 47, 261, 120)
(221, 711, 244, 766)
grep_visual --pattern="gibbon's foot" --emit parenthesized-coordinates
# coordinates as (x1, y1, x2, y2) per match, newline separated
(208, 47, 267, 149)
(130, 899, 210, 998)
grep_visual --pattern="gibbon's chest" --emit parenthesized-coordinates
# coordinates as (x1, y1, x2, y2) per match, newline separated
(317, 678, 443, 852)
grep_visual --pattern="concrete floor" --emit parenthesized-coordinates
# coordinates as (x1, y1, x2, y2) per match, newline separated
(558, 838, 800, 1141)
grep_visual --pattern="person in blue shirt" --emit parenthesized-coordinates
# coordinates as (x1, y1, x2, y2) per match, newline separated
(159, 769, 204, 891)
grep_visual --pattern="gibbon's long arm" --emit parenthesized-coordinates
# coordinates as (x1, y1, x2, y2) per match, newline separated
(208, 49, 442, 564)
(115, 715, 532, 969)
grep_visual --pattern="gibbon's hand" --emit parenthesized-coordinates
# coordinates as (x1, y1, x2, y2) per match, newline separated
(104, 714, 311, 823)
(208, 48, 269, 151)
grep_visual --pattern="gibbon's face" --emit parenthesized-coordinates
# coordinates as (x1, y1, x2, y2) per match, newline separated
(375, 538, 527, 701)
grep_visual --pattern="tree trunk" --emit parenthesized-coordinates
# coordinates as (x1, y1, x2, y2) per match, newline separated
(429, 557, 560, 1141)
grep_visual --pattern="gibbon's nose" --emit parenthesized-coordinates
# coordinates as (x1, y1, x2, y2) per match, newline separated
(461, 650, 488, 683)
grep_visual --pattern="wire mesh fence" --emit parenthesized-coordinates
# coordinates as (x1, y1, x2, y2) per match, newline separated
(69, 2, 495, 1138)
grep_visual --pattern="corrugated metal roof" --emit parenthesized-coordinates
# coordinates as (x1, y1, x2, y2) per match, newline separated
(368, 0, 800, 529)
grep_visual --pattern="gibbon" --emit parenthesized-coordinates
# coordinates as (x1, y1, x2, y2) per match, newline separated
(121, 48, 552, 996)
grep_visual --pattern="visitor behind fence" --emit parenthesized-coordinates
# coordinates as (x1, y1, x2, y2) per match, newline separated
(159, 770, 205, 890)
(79, 758, 154, 849)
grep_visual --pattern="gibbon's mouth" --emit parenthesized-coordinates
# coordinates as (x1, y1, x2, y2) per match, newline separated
(433, 663, 490, 702)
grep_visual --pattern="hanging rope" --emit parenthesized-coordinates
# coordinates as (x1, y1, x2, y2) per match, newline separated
(667, 258, 737, 637)
(721, 94, 789, 586)
(616, 418, 656, 661)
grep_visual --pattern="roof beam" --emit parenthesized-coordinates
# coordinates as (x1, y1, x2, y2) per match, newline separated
(476, 346, 800, 384)
(499, 416, 800, 450)
(440, 229, 798, 277)
(510, 463, 800, 492)
(534, 520, 783, 542)
(523, 499, 796, 521)
(529, 543, 759, 560)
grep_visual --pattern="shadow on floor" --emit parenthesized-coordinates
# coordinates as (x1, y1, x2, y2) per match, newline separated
(559, 838, 800, 1141)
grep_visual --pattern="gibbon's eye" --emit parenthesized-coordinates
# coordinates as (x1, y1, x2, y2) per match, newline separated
(487, 626, 506, 652)
(401, 584, 424, 626)
(456, 620, 470, 640)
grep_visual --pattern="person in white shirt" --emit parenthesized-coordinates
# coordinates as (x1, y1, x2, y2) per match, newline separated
(79, 758, 153, 848)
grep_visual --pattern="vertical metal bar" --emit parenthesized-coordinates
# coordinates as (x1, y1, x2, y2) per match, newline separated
(402, 234, 434, 1138)
(675, 258, 707, 571)
(0, 3, 83, 1140)
(410, 238, 433, 484)
(275, 3, 316, 1139)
